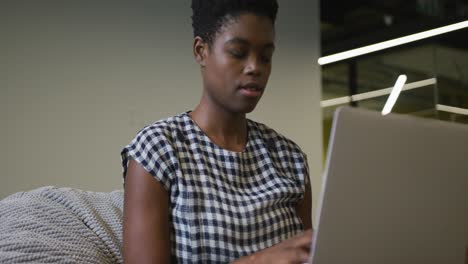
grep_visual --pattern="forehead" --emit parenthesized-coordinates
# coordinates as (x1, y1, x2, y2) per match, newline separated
(214, 13, 275, 46)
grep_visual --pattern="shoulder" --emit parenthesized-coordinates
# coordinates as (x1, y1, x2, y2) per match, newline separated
(133, 112, 189, 147)
(248, 119, 306, 159)
(121, 113, 189, 186)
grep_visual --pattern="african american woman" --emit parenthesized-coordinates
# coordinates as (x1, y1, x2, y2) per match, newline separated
(121, 1, 313, 263)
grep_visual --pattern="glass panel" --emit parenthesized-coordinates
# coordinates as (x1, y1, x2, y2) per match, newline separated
(321, 28, 468, 158)
(434, 42, 468, 124)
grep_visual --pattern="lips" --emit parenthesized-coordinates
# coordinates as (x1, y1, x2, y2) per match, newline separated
(239, 83, 264, 98)
(239, 83, 263, 98)
(240, 83, 262, 92)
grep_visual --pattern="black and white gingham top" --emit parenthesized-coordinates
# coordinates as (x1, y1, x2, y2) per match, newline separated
(121, 112, 309, 263)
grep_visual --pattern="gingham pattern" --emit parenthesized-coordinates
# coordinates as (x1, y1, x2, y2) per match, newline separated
(121, 112, 309, 263)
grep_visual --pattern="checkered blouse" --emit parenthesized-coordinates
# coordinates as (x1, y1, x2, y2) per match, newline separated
(121, 112, 309, 263)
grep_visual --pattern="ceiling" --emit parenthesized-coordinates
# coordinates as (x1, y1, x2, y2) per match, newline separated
(321, 0, 468, 54)
(320, 0, 468, 122)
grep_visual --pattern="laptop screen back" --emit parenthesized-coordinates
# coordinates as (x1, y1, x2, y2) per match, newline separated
(311, 107, 468, 264)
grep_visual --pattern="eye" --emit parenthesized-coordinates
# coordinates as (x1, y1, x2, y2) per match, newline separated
(260, 52, 273, 63)
(260, 55, 272, 63)
(229, 49, 247, 59)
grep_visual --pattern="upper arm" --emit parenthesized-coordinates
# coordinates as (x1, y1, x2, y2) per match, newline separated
(296, 176, 313, 230)
(123, 159, 171, 264)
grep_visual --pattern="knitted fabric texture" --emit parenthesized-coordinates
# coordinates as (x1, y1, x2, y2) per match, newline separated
(0, 186, 123, 264)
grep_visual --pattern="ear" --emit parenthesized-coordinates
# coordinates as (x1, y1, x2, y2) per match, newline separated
(193, 36, 207, 67)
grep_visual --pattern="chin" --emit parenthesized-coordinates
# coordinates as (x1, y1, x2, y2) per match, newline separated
(236, 103, 258, 114)
(226, 98, 261, 114)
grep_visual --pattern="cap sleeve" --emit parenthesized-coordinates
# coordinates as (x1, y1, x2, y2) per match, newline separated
(302, 153, 310, 187)
(120, 125, 176, 191)
(292, 150, 310, 193)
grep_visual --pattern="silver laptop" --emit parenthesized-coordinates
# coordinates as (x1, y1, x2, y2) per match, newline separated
(310, 107, 468, 264)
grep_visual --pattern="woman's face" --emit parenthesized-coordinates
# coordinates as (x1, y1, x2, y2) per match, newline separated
(196, 13, 275, 114)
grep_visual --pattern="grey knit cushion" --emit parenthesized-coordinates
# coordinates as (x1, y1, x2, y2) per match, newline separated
(0, 186, 123, 263)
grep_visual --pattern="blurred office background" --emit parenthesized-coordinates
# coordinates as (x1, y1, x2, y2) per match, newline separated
(1, 0, 322, 218)
(320, 0, 468, 153)
(2, 0, 467, 223)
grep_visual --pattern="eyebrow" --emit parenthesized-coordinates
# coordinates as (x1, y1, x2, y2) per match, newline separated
(225, 37, 275, 50)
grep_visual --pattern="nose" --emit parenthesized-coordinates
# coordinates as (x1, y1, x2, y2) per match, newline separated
(243, 55, 262, 77)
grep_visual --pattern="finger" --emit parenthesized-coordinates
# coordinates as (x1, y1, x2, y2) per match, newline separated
(291, 247, 311, 263)
(292, 229, 313, 248)
(291, 228, 313, 239)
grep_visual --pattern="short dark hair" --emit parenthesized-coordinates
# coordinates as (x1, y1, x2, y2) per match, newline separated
(191, 0, 278, 46)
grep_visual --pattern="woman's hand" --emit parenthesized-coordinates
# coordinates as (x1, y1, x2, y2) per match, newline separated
(232, 229, 313, 264)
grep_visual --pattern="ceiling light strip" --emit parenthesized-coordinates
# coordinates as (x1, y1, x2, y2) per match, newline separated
(351, 78, 436, 101)
(382, 75, 407, 115)
(318, 20, 468, 65)
(320, 96, 351, 108)
(436, 104, 468, 116)
(321, 78, 436, 108)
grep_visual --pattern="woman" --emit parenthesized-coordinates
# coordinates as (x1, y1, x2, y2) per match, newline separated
(121, 0, 313, 263)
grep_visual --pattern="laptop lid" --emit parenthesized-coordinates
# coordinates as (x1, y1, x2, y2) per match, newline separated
(310, 107, 468, 264)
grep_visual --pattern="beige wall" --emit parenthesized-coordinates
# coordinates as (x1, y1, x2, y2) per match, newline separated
(1, 1, 322, 222)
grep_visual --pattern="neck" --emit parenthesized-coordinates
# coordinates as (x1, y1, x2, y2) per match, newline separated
(190, 97, 248, 152)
